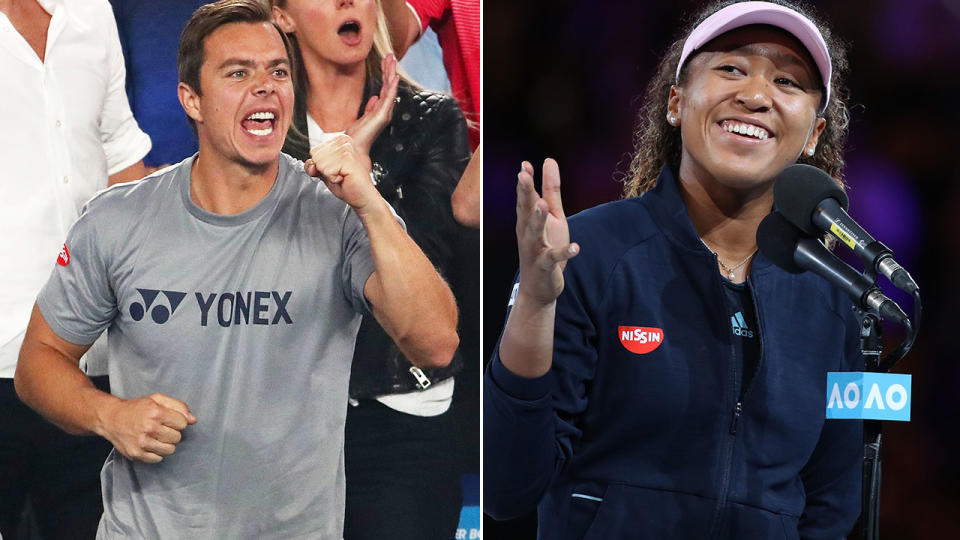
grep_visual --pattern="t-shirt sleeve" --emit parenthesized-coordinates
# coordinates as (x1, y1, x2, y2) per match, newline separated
(36, 205, 118, 346)
(405, 0, 449, 34)
(98, 1, 152, 174)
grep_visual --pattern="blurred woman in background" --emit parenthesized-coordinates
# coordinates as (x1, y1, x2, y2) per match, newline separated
(271, 0, 472, 538)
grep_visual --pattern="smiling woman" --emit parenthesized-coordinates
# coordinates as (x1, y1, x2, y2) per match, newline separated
(484, 1, 868, 539)
(671, 26, 827, 190)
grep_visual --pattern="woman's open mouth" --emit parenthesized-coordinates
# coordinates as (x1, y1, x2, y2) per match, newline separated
(338, 20, 361, 45)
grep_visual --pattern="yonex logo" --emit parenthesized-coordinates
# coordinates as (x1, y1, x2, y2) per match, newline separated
(128, 288, 294, 327)
(196, 291, 293, 327)
(130, 289, 187, 324)
(731, 312, 754, 338)
(618, 326, 664, 354)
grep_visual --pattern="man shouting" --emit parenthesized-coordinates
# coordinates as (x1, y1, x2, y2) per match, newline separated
(14, 1, 458, 538)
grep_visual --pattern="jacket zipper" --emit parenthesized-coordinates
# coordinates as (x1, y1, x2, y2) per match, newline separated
(707, 267, 766, 538)
(733, 277, 766, 424)
(706, 254, 738, 539)
(730, 401, 742, 434)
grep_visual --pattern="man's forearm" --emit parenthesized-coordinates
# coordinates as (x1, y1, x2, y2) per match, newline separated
(16, 342, 119, 437)
(14, 308, 120, 437)
(358, 200, 459, 369)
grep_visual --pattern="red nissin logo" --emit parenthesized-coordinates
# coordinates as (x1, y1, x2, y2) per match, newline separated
(618, 326, 664, 354)
(57, 244, 70, 266)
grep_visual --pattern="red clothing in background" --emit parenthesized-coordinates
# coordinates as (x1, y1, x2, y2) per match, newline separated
(408, 0, 480, 149)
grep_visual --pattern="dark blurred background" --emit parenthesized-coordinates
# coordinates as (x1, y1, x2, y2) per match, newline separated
(483, 0, 960, 537)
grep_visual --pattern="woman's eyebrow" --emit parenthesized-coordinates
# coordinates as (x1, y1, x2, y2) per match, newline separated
(726, 43, 809, 70)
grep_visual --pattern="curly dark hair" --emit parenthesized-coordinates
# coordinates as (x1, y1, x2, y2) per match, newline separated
(623, 0, 851, 198)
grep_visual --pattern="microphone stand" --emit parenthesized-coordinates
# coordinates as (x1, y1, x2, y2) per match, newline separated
(858, 312, 883, 540)
(856, 284, 920, 540)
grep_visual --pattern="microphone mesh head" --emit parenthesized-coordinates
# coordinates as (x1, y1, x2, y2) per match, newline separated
(757, 211, 806, 274)
(773, 164, 849, 235)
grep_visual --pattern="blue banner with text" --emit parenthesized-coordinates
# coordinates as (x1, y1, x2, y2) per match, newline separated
(826, 372, 911, 421)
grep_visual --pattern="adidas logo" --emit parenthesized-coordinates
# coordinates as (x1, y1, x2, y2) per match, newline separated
(731, 312, 754, 338)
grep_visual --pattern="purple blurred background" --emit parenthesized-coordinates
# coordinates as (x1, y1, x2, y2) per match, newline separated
(483, 0, 960, 536)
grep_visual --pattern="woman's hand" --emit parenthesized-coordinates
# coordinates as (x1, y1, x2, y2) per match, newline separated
(345, 53, 401, 156)
(515, 158, 579, 307)
(498, 158, 579, 379)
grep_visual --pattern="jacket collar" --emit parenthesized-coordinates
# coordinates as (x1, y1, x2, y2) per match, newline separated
(640, 165, 773, 272)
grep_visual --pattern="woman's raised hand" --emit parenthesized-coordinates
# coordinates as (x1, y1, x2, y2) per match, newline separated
(346, 53, 401, 156)
(515, 159, 579, 306)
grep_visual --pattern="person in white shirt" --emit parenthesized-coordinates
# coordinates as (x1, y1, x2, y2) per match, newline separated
(0, 0, 151, 537)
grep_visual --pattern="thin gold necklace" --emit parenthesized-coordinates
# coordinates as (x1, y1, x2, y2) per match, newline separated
(700, 238, 758, 280)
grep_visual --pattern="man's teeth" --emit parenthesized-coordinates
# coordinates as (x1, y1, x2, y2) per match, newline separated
(247, 126, 273, 136)
(246, 111, 275, 121)
(721, 121, 769, 140)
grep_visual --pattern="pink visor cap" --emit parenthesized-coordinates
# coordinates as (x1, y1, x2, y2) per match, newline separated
(675, 1, 832, 111)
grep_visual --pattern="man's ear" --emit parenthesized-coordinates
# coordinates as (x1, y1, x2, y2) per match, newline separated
(272, 6, 296, 33)
(178, 82, 203, 125)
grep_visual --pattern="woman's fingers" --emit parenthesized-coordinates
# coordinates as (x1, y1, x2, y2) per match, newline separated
(515, 164, 538, 227)
(541, 158, 566, 219)
(529, 199, 549, 240)
(545, 242, 579, 266)
(363, 95, 379, 115)
(512, 158, 575, 304)
(516, 161, 576, 267)
(375, 54, 400, 118)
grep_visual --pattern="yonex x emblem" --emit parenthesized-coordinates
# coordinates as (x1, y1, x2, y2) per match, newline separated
(618, 326, 664, 354)
(130, 289, 187, 324)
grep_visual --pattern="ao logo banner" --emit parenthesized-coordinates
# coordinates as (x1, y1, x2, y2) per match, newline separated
(825, 372, 911, 421)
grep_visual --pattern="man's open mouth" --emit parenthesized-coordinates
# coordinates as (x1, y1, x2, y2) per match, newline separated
(242, 111, 275, 136)
(719, 120, 771, 140)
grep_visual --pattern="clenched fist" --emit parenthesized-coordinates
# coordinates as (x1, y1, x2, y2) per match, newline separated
(305, 134, 383, 216)
(100, 393, 196, 464)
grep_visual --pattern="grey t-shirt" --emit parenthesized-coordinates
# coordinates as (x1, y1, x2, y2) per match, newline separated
(37, 153, 376, 539)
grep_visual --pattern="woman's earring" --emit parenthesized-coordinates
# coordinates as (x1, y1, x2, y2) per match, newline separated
(667, 116, 677, 126)
(806, 148, 815, 156)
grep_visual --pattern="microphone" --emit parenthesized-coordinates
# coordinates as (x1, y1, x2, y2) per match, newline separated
(757, 212, 909, 325)
(773, 164, 918, 294)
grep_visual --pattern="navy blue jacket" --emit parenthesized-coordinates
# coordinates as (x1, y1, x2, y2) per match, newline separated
(484, 166, 862, 539)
